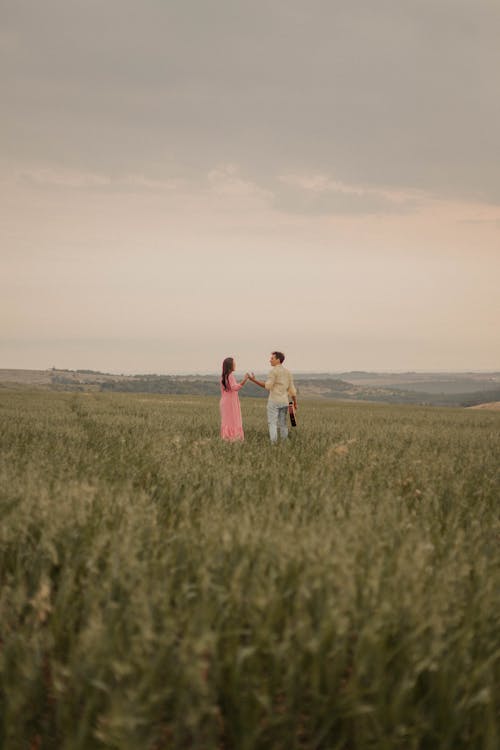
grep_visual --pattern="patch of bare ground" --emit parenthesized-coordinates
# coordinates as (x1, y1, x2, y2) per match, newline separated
(467, 402, 500, 411)
(0, 369, 52, 384)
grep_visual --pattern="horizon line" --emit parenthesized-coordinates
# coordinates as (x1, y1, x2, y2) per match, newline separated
(1, 367, 500, 377)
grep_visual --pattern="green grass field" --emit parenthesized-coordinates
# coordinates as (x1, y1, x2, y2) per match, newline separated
(0, 391, 499, 750)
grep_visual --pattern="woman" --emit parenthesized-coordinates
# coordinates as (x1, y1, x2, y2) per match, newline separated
(220, 357, 248, 441)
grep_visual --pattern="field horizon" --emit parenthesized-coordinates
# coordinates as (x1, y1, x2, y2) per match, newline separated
(1, 368, 500, 409)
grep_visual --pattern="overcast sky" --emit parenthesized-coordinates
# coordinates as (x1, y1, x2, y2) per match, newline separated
(1, 0, 499, 374)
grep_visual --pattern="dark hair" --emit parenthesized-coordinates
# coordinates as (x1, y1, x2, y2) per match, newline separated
(221, 357, 234, 391)
(272, 351, 285, 363)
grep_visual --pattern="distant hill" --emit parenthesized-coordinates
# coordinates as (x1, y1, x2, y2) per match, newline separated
(0, 369, 53, 385)
(467, 401, 500, 411)
(1, 369, 500, 407)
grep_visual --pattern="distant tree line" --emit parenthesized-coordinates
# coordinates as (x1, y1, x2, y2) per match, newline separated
(100, 378, 220, 396)
(43, 371, 500, 407)
(99, 377, 265, 398)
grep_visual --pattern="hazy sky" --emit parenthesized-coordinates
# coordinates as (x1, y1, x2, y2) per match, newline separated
(2, 0, 499, 373)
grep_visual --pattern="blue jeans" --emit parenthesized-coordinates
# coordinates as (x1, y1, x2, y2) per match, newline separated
(267, 401, 289, 443)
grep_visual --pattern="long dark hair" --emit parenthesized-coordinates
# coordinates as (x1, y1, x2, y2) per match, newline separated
(221, 357, 234, 391)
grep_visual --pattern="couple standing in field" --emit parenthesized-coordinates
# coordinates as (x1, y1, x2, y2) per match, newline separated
(220, 351, 297, 443)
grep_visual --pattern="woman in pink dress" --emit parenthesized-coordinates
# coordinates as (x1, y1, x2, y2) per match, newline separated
(220, 357, 249, 441)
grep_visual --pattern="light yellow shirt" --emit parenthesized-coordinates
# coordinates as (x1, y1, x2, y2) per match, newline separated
(265, 364, 297, 405)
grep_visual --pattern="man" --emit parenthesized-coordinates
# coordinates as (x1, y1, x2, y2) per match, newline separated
(249, 351, 297, 443)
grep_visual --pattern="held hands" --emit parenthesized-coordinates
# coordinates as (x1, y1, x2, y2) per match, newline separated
(247, 372, 266, 389)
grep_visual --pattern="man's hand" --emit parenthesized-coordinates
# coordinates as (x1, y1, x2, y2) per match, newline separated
(248, 372, 266, 388)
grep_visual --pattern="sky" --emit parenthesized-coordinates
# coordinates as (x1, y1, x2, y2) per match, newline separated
(1, 0, 499, 374)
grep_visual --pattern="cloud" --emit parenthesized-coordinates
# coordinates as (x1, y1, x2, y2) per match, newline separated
(17, 167, 184, 193)
(19, 168, 110, 190)
(11, 162, 425, 216)
(274, 173, 421, 215)
(207, 164, 273, 204)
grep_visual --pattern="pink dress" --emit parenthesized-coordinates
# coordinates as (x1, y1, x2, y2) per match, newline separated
(220, 373, 244, 441)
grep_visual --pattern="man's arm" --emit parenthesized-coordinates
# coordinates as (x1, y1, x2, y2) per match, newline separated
(247, 372, 266, 388)
(249, 371, 275, 390)
(288, 374, 298, 409)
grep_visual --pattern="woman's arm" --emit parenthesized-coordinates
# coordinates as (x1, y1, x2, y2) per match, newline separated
(229, 372, 248, 391)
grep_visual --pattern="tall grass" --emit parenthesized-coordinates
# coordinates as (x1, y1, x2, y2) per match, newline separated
(0, 391, 499, 749)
